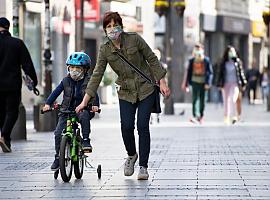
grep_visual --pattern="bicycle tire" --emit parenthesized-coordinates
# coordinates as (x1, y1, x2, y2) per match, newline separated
(74, 140, 84, 179)
(59, 135, 73, 182)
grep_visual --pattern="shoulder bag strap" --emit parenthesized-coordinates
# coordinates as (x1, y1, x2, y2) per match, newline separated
(115, 51, 156, 85)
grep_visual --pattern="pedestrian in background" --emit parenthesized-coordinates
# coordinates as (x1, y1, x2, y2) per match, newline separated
(0, 17, 38, 152)
(42, 52, 100, 171)
(75, 12, 170, 180)
(150, 48, 164, 124)
(185, 43, 213, 124)
(246, 59, 260, 104)
(260, 66, 269, 103)
(214, 45, 247, 125)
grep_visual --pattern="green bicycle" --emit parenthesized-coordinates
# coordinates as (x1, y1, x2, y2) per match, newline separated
(41, 104, 101, 182)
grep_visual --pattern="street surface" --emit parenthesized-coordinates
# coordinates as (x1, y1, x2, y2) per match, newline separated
(0, 102, 270, 199)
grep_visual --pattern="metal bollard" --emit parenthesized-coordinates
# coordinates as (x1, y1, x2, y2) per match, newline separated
(34, 103, 58, 132)
(11, 102, 27, 140)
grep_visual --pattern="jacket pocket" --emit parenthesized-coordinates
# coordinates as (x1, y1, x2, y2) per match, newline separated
(126, 46, 139, 63)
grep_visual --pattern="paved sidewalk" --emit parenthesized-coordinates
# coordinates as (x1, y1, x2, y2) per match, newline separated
(0, 103, 270, 199)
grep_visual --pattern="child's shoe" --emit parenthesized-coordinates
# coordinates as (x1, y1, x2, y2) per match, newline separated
(82, 138, 92, 152)
(51, 156, 59, 171)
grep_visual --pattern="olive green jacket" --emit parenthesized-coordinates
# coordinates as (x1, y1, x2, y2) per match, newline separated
(85, 32, 167, 103)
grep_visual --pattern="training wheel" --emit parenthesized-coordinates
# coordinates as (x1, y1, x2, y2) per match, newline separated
(97, 164, 101, 179)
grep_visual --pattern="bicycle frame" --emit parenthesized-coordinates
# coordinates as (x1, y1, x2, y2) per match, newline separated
(63, 115, 82, 162)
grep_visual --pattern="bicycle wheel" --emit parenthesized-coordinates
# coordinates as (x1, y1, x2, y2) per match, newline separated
(59, 135, 73, 182)
(74, 141, 84, 179)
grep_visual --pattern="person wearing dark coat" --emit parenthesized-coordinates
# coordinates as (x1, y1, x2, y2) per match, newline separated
(0, 17, 38, 152)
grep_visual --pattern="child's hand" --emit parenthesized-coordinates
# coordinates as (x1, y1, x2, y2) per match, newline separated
(42, 104, 50, 112)
(91, 106, 99, 112)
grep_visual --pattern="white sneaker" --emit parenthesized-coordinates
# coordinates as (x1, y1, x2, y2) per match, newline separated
(189, 117, 198, 124)
(137, 166, 149, 180)
(124, 153, 138, 176)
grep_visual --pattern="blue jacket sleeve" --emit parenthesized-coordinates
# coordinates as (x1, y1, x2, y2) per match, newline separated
(45, 81, 64, 105)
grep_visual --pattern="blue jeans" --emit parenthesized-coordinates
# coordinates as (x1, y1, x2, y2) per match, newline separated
(54, 110, 94, 156)
(119, 92, 155, 168)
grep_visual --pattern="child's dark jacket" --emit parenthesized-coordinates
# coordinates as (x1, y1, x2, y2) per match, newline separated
(45, 73, 99, 111)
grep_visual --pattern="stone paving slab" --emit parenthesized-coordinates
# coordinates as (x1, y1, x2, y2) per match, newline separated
(0, 103, 270, 199)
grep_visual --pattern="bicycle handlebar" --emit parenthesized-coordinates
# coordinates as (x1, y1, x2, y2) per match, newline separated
(41, 104, 101, 114)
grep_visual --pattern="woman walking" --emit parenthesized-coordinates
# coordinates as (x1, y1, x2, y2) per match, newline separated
(75, 12, 170, 180)
(214, 45, 247, 125)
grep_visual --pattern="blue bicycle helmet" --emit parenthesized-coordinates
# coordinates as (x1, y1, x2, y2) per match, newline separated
(66, 52, 91, 68)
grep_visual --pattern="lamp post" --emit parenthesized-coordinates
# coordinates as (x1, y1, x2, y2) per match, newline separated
(44, 0, 52, 98)
(76, 0, 85, 51)
(34, 0, 57, 132)
(155, 0, 186, 115)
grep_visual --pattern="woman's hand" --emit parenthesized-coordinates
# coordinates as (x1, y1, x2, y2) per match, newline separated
(75, 94, 90, 113)
(42, 104, 50, 112)
(159, 78, 170, 98)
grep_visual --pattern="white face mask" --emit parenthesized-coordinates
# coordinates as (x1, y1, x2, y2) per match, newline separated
(228, 49, 237, 59)
(70, 70, 84, 81)
(194, 49, 204, 60)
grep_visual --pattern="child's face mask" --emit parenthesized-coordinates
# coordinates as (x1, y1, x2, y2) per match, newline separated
(69, 66, 84, 81)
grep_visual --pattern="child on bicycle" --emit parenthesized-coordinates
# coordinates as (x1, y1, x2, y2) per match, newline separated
(42, 52, 100, 171)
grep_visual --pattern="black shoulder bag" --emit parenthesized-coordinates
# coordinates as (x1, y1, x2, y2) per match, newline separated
(115, 51, 161, 113)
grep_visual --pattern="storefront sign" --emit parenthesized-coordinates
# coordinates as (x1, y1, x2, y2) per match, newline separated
(75, 0, 100, 22)
(252, 21, 265, 37)
(219, 16, 250, 34)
